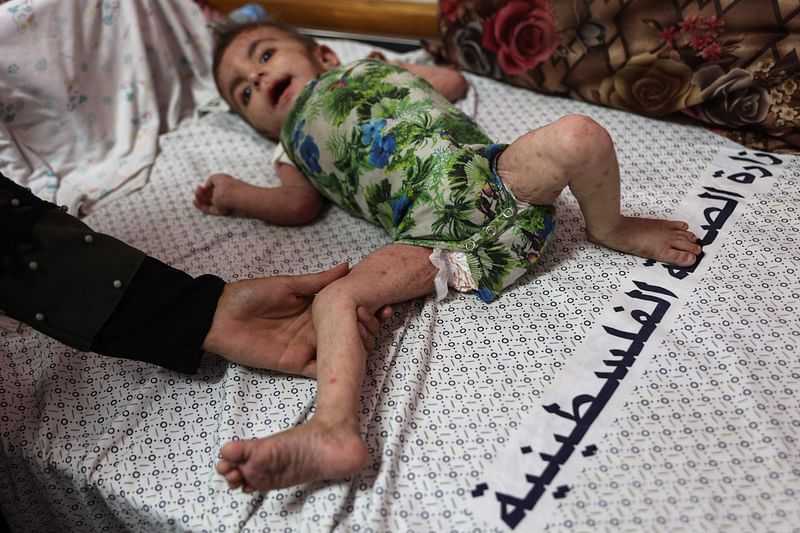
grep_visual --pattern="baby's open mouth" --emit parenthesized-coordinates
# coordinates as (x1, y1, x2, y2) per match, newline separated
(269, 77, 291, 107)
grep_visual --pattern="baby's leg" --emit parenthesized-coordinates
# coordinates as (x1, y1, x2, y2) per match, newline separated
(497, 115, 701, 266)
(216, 243, 437, 493)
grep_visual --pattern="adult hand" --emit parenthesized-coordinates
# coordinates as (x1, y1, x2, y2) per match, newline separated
(201, 264, 392, 378)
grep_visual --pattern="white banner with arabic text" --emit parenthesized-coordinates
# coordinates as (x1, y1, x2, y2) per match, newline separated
(466, 146, 788, 530)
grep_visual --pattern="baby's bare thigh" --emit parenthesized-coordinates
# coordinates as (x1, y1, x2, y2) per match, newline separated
(342, 243, 438, 309)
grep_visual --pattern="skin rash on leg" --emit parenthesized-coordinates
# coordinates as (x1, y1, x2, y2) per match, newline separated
(216, 243, 437, 492)
(497, 115, 701, 267)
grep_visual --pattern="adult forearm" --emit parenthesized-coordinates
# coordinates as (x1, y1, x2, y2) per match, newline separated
(0, 173, 224, 373)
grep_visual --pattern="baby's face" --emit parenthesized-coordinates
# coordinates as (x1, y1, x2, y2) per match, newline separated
(217, 27, 338, 139)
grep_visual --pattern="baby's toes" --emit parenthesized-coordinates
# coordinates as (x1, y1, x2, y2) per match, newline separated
(672, 234, 702, 254)
(667, 220, 689, 231)
(665, 249, 697, 267)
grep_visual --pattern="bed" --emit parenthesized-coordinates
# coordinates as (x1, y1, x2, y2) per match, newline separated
(1, 1, 799, 531)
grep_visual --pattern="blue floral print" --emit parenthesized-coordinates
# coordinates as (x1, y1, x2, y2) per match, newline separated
(391, 194, 412, 226)
(291, 119, 305, 149)
(369, 133, 396, 168)
(360, 119, 386, 146)
(299, 135, 321, 173)
(477, 287, 495, 303)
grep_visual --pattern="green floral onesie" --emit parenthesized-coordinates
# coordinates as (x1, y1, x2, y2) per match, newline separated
(279, 59, 556, 302)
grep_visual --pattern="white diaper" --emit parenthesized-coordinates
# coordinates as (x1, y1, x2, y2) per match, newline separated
(427, 180, 533, 301)
(428, 248, 477, 300)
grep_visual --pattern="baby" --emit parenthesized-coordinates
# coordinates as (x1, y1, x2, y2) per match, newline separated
(196, 20, 701, 493)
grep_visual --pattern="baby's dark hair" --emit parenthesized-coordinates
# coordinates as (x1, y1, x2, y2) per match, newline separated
(211, 19, 318, 95)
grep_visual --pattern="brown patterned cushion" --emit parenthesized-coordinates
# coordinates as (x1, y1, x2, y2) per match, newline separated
(432, 0, 800, 153)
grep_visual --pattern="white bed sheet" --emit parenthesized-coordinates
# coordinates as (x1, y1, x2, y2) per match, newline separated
(0, 0, 215, 215)
(1, 40, 799, 532)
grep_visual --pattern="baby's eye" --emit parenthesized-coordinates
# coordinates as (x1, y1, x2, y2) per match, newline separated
(242, 86, 251, 106)
(260, 50, 271, 63)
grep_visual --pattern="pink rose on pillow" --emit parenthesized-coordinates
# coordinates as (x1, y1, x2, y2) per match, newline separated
(440, 0, 459, 23)
(481, 0, 559, 76)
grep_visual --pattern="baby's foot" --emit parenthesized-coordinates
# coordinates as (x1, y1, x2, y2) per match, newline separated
(215, 419, 368, 493)
(588, 217, 701, 267)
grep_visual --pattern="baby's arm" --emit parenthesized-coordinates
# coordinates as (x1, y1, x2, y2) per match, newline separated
(193, 163, 323, 225)
(396, 62, 468, 102)
(367, 51, 467, 103)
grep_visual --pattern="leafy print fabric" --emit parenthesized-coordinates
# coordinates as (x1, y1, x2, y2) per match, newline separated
(280, 59, 556, 300)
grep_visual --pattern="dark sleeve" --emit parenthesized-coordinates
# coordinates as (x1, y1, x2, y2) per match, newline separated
(0, 174, 225, 374)
(91, 256, 225, 374)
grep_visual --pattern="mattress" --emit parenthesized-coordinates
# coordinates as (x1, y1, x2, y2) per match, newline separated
(1, 38, 799, 532)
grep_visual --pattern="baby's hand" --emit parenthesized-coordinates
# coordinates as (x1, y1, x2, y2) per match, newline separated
(194, 173, 238, 216)
(366, 51, 388, 62)
(366, 51, 401, 66)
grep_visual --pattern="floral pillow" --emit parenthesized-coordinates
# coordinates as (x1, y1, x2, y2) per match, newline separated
(433, 0, 799, 153)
